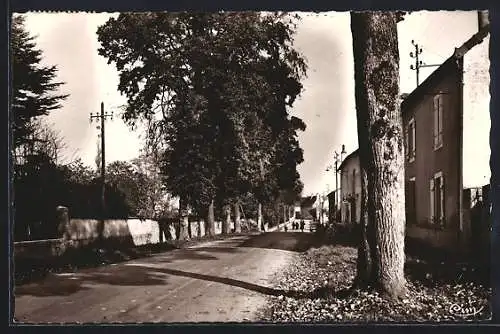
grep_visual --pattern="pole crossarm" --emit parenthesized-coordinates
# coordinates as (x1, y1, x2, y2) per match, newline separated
(410, 40, 441, 87)
(89, 102, 113, 219)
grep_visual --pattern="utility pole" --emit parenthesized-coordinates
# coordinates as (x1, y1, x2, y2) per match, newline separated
(90, 102, 113, 219)
(410, 40, 441, 87)
(326, 144, 346, 222)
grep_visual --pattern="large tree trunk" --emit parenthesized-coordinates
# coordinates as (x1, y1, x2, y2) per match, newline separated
(198, 220, 203, 238)
(354, 167, 377, 288)
(283, 204, 287, 227)
(178, 197, 190, 241)
(257, 202, 264, 231)
(222, 205, 232, 235)
(206, 199, 215, 237)
(234, 202, 242, 233)
(350, 11, 407, 299)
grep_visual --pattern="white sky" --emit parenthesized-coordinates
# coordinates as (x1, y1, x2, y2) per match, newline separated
(21, 11, 480, 195)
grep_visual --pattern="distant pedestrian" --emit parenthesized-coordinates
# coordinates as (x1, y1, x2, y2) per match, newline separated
(284, 224, 288, 232)
(300, 220, 305, 232)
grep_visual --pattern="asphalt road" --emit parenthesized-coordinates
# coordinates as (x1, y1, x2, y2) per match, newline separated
(14, 231, 317, 323)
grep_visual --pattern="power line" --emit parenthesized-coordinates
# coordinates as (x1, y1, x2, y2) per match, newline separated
(89, 102, 113, 219)
(409, 40, 441, 87)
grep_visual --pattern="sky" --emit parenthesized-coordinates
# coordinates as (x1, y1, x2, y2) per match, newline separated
(21, 11, 481, 196)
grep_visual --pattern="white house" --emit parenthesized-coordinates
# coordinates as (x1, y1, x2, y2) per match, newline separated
(337, 149, 361, 225)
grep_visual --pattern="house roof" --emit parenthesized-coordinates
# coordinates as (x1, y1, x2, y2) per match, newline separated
(337, 149, 359, 172)
(401, 23, 490, 113)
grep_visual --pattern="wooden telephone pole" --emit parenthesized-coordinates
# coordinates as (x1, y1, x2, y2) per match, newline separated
(90, 102, 113, 218)
(326, 144, 346, 221)
(410, 40, 440, 87)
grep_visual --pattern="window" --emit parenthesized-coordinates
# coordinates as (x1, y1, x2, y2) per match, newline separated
(430, 171, 444, 225)
(433, 94, 443, 150)
(406, 177, 416, 225)
(405, 118, 416, 162)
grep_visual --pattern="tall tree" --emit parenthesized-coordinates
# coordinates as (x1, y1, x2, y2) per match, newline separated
(97, 12, 307, 239)
(11, 15, 68, 151)
(11, 15, 68, 240)
(350, 12, 407, 299)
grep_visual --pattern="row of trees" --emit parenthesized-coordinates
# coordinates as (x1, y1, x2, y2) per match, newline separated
(96, 12, 309, 239)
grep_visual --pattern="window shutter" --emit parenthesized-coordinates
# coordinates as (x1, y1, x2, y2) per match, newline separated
(433, 97, 439, 146)
(430, 178, 435, 224)
(411, 122, 416, 157)
(405, 127, 409, 158)
(440, 176, 445, 224)
(438, 95, 444, 136)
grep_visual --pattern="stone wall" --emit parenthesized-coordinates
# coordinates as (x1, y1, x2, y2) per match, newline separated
(14, 214, 237, 263)
(13, 206, 268, 264)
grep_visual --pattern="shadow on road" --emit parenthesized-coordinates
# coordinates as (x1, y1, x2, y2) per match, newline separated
(139, 266, 346, 300)
(15, 231, 326, 298)
(236, 232, 320, 252)
(14, 246, 230, 297)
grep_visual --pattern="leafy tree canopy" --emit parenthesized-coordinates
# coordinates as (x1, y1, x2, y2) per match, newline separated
(97, 12, 307, 215)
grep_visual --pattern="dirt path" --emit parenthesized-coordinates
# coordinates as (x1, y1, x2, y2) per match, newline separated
(14, 232, 316, 323)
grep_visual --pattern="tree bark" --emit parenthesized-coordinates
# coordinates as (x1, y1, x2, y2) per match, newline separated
(354, 167, 377, 288)
(350, 11, 407, 299)
(257, 202, 264, 231)
(198, 220, 203, 238)
(178, 197, 190, 241)
(206, 199, 215, 237)
(234, 202, 242, 233)
(283, 204, 287, 225)
(222, 205, 232, 235)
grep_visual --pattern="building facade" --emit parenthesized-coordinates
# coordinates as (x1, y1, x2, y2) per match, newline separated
(402, 18, 490, 255)
(338, 149, 361, 225)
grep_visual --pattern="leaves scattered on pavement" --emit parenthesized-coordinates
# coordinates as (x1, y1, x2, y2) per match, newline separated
(258, 245, 491, 322)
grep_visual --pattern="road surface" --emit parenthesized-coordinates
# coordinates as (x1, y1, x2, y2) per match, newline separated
(14, 232, 317, 323)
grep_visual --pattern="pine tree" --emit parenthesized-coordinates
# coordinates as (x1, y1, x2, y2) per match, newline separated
(11, 14, 69, 240)
(11, 15, 68, 151)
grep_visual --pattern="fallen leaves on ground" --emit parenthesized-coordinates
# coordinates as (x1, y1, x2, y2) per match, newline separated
(258, 245, 491, 323)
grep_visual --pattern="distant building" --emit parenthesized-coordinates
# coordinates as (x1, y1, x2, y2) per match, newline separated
(337, 149, 361, 225)
(293, 201, 301, 220)
(402, 14, 490, 256)
(295, 195, 318, 220)
(317, 193, 329, 224)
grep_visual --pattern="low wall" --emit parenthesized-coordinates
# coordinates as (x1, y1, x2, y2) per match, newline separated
(14, 217, 250, 263)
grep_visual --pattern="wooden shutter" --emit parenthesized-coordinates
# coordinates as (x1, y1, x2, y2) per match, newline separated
(438, 95, 444, 139)
(439, 175, 445, 225)
(430, 178, 435, 224)
(411, 121, 416, 157)
(405, 126, 409, 159)
(433, 97, 438, 147)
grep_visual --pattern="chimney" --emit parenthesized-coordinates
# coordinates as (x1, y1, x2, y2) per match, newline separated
(478, 10, 489, 31)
